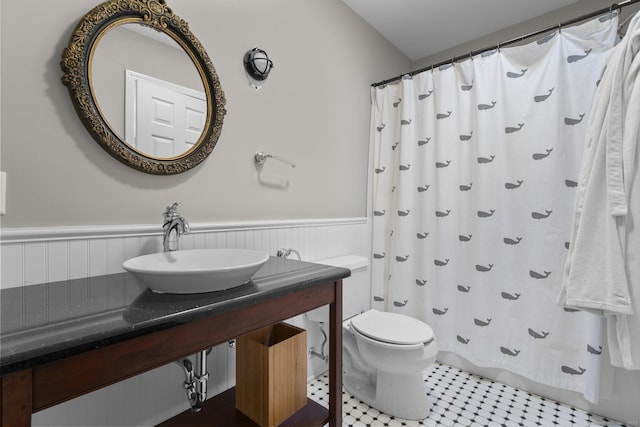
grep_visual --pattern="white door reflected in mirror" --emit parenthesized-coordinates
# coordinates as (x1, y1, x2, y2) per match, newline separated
(90, 22, 207, 159)
(125, 70, 206, 158)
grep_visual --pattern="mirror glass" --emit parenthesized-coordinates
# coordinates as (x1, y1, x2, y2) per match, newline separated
(61, 0, 226, 175)
(91, 23, 207, 159)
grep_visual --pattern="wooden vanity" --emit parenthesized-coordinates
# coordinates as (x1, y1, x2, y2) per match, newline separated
(0, 257, 348, 426)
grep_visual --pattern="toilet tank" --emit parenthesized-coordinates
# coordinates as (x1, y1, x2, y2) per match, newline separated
(306, 255, 370, 322)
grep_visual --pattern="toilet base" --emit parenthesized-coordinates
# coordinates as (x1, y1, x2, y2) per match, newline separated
(344, 370, 430, 420)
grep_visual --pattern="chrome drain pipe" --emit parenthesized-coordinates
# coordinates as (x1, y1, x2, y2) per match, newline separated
(309, 322, 329, 363)
(175, 349, 210, 412)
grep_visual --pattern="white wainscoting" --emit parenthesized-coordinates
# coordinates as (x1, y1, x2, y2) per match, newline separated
(0, 218, 370, 289)
(0, 218, 371, 427)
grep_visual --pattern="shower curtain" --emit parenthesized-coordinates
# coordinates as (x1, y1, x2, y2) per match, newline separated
(370, 15, 619, 400)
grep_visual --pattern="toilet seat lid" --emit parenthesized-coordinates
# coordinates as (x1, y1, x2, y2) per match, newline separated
(351, 310, 434, 345)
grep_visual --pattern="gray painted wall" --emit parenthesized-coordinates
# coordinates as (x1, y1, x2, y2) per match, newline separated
(0, 0, 411, 227)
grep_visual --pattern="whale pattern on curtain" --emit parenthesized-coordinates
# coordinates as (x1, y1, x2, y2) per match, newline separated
(370, 15, 618, 398)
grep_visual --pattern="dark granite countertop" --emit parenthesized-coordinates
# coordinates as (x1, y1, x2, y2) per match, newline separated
(0, 257, 349, 376)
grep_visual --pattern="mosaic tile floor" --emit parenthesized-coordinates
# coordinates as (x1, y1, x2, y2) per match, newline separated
(307, 363, 630, 427)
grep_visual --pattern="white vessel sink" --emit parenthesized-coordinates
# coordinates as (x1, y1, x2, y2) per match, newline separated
(123, 249, 270, 294)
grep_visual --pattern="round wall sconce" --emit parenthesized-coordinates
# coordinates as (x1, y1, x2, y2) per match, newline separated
(244, 47, 274, 89)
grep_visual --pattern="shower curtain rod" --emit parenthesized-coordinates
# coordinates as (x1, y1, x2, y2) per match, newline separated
(372, 0, 640, 87)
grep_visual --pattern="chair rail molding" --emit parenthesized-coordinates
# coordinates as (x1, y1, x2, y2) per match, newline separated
(0, 217, 367, 244)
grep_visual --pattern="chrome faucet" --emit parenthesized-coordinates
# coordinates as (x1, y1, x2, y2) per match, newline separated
(163, 202, 190, 252)
(276, 248, 301, 260)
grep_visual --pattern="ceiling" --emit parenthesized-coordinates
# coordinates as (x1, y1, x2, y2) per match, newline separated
(342, 0, 583, 62)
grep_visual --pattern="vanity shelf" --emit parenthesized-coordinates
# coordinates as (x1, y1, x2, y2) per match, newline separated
(0, 257, 348, 427)
(157, 388, 328, 427)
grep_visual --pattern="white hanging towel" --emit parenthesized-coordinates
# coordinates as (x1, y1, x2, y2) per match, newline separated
(559, 11, 640, 370)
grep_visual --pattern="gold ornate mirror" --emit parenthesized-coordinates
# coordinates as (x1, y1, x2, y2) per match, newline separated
(61, 0, 226, 175)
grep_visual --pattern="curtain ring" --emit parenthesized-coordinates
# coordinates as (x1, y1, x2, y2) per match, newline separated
(469, 52, 474, 61)
(497, 42, 501, 52)
(558, 22, 562, 33)
(610, 3, 621, 17)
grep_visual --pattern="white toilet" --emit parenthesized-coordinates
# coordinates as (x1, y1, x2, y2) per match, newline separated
(306, 255, 438, 421)
(343, 309, 438, 420)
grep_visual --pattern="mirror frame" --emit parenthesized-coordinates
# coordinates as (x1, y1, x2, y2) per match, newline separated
(61, 0, 226, 175)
